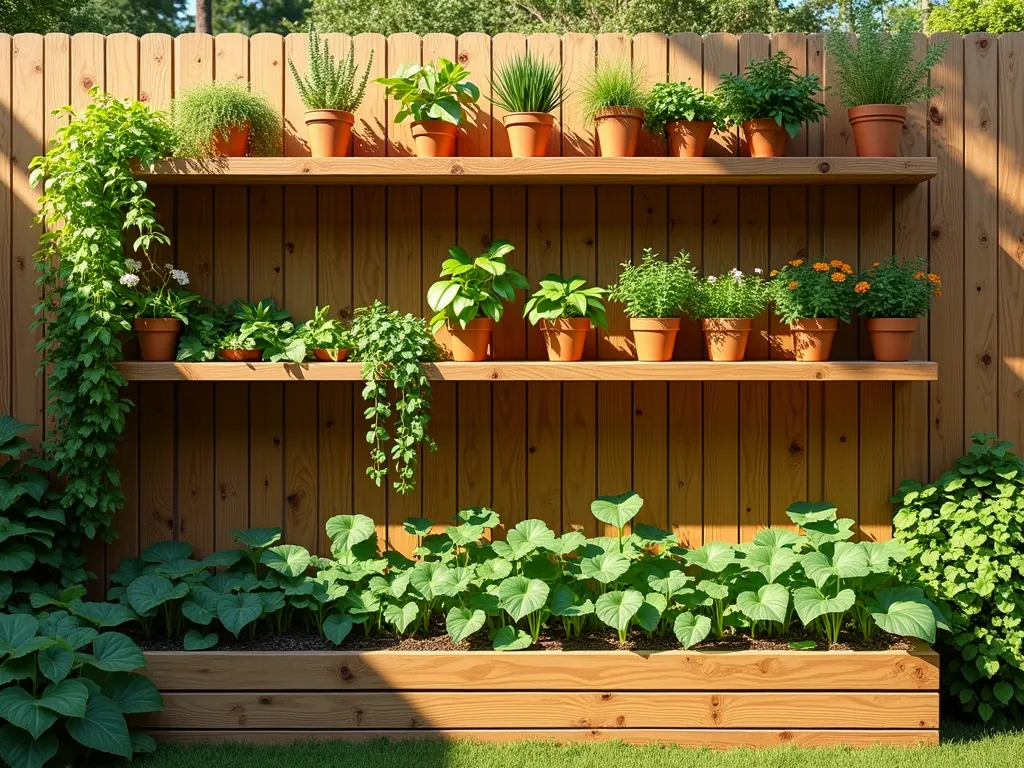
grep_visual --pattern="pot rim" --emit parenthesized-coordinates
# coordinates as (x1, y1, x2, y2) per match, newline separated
(595, 106, 644, 120)
(790, 317, 840, 331)
(847, 104, 909, 118)
(449, 317, 496, 331)
(133, 317, 183, 329)
(702, 317, 754, 329)
(742, 117, 786, 131)
(540, 317, 592, 330)
(865, 317, 919, 330)
(502, 112, 555, 125)
(630, 317, 682, 329)
(411, 119, 459, 133)
(304, 109, 355, 123)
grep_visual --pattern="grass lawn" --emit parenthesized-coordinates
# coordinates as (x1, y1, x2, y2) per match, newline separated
(131, 724, 1024, 768)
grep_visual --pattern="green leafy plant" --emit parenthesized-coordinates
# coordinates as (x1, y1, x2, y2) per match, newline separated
(171, 82, 281, 157)
(289, 27, 374, 112)
(426, 239, 529, 333)
(119, 257, 201, 322)
(580, 60, 647, 123)
(377, 58, 480, 126)
(523, 275, 609, 328)
(30, 89, 174, 541)
(717, 51, 828, 138)
(490, 52, 566, 114)
(768, 258, 857, 324)
(894, 434, 1024, 724)
(643, 81, 725, 135)
(689, 267, 769, 319)
(928, 0, 1024, 35)
(294, 305, 352, 359)
(177, 299, 303, 363)
(827, 10, 946, 108)
(607, 249, 697, 319)
(853, 256, 941, 319)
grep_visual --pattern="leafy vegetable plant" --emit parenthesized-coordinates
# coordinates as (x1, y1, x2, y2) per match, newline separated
(171, 82, 281, 157)
(579, 60, 647, 123)
(377, 58, 480, 126)
(294, 305, 352, 359)
(643, 81, 725, 135)
(607, 249, 697, 319)
(490, 52, 566, 114)
(523, 275, 609, 328)
(853, 256, 941, 318)
(688, 268, 769, 319)
(717, 52, 828, 138)
(768, 258, 857, 324)
(289, 26, 374, 112)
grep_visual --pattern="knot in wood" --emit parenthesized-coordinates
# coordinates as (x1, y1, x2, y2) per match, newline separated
(338, 665, 354, 681)
(814, 371, 824, 380)
(981, 353, 992, 366)
(81, 77, 94, 89)
(979, 38, 990, 50)
(817, 161, 831, 174)
(450, 164, 465, 175)
(929, 107, 943, 126)
(457, 52, 470, 64)
(601, 693, 613, 701)
(258, 696, 272, 705)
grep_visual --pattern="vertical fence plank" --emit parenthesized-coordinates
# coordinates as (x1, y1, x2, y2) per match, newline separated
(0, 34, 10, 421)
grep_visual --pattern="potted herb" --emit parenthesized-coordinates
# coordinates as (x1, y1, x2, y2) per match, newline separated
(827, 12, 945, 157)
(523, 275, 608, 362)
(643, 81, 725, 158)
(607, 249, 696, 361)
(426, 239, 528, 362)
(171, 82, 282, 158)
(377, 58, 480, 157)
(580, 61, 647, 157)
(177, 299, 302, 363)
(490, 52, 566, 158)
(854, 256, 940, 361)
(717, 52, 828, 158)
(289, 27, 374, 158)
(689, 268, 768, 362)
(119, 258, 201, 361)
(768, 259, 856, 362)
(296, 305, 353, 361)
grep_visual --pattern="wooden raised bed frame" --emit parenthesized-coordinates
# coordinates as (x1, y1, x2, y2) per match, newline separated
(137, 644, 940, 747)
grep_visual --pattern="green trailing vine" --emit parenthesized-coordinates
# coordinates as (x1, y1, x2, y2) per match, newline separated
(29, 88, 174, 540)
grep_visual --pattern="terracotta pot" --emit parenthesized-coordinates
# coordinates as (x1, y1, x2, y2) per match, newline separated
(447, 318, 494, 362)
(866, 317, 918, 362)
(630, 318, 681, 362)
(305, 110, 354, 157)
(313, 348, 350, 362)
(503, 112, 554, 158)
(666, 120, 714, 158)
(411, 120, 458, 157)
(790, 318, 839, 362)
(212, 122, 249, 157)
(594, 108, 644, 157)
(742, 118, 790, 158)
(540, 318, 591, 362)
(703, 318, 753, 362)
(220, 348, 263, 362)
(134, 318, 183, 362)
(848, 104, 907, 158)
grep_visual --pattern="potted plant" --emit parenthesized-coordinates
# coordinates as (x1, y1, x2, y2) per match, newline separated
(177, 299, 302, 363)
(643, 81, 725, 158)
(826, 11, 945, 157)
(171, 82, 282, 158)
(490, 52, 566, 158)
(768, 258, 856, 362)
(523, 275, 608, 362)
(377, 58, 480, 157)
(426, 239, 528, 362)
(289, 27, 374, 158)
(607, 249, 696, 361)
(689, 268, 768, 362)
(854, 256, 939, 361)
(580, 61, 647, 157)
(718, 52, 828, 158)
(119, 258, 201, 361)
(295, 305, 353, 361)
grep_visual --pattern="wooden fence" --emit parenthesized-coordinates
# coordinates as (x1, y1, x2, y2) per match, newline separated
(0, 31, 1021, 587)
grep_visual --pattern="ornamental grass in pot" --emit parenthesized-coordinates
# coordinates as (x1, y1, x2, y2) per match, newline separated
(378, 58, 480, 157)
(718, 52, 828, 158)
(608, 249, 696, 361)
(581, 61, 647, 157)
(524, 275, 608, 362)
(120, 258, 200, 361)
(690, 267, 768, 362)
(171, 82, 281, 158)
(490, 52, 566, 157)
(826, 11, 945, 157)
(643, 81, 725, 158)
(426, 239, 529, 361)
(768, 259, 856, 361)
(289, 27, 373, 157)
(295, 305, 353, 361)
(854, 256, 940, 362)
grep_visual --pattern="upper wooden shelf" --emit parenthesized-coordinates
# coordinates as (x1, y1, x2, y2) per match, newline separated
(135, 157, 939, 187)
(117, 361, 938, 382)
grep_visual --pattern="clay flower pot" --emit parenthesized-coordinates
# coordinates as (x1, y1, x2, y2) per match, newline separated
(848, 104, 907, 158)
(411, 120, 458, 157)
(220, 348, 263, 362)
(134, 318, 183, 362)
(540, 318, 590, 362)
(790, 318, 839, 362)
(503, 112, 554, 158)
(666, 120, 714, 158)
(866, 318, 918, 362)
(630, 318, 681, 362)
(742, 118, 790, 158)
(703, 318, 753, 362)
(305, 110, 355, 157)
(447, 318, 494, 362)
(594, 108, 644, 157)
(212, 122, 249, 157)
(313, 348, 350, 362)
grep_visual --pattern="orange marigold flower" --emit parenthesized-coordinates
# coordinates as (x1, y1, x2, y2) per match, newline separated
(788, 280, 799, 290)
(789, 259, 804, 267)
(855, 281, 870, 294)
(914, 271, 925, 280)
(927, 272, 942, 285)
(829, 259, 844, 268)
(813, 262, 830, 272)
(770, 269, 779, 277)
(934, 288, 942, 296)
(841, 264, 854, 275)
(872, 261, 880, 267)
(831, 272, 847, 283)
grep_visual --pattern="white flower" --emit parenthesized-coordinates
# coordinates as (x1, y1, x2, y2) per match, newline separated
(754, 267, 763, 275)
(119, 273, 140, 288)
(164, 263, 174, 270)
(171, 269, 189, 286)
(124, 258, 142, 273)
(707, 275, 717, 283)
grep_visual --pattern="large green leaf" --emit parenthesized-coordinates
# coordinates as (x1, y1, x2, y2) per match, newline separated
(548, 583, 594, 617)
(492, 625, 532, 651)
(126, 574, 188, 615)
(36, 679, 88, 718)
(401, 517, 434, 537)
(0, 542, 34, 572)
(634, 593, 666, 632)
(547, 531, 587, 556)
(446, 607, 487, 643)
(261, 545, 311, 578)
(90, 633, 145, 673)
(68, 601, 136, 629)
(131, 730, 158, 755)
(475, 557, 512, 581)
(216, 593, 263, 637)
(744, 545, 798, 583)
(0, 688, 57, 739)
(0, 613, 38, 657)
(590, 491, 644, 530)
(0, 657, 35, 686)
(867, 588, 938, 643)
(66, 693, 132, 759)
(326, 515, 377, 552)
(458, 507, 499, 528)
(647, 568, 690, 596)
(408, 562, 456, 601)
(37, 645, 74, 683)
(673, 612, 712, 649)
(752, 527, 803, 549)
(684, 541, 736, 573)
(785, 501, 838, 527)
(183, 630, 219, 651)
(200, 549, 244, 569)
(577, 552, 630, 584)
(497, 576, 549, 621)
(0, 724, 58, 768)
(383, 601, 419, 634)
(101, 673, 164, 715)
(491, 519, 556, 561)
(231, 527, 281, 549)
(595, 589, 643, 631)
(792, 587, 856, 626)
(735, 583, 789, 624)
(445, 523, 484, 547)
(800, 541, 870, 587)
(182, 586, 219, 626)
(140, 541, 193, 566)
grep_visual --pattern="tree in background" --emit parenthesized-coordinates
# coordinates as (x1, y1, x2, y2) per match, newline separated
(0, 0, 189, 34)
(215, 0, 310, 34)
(926, 0, 1024, 31)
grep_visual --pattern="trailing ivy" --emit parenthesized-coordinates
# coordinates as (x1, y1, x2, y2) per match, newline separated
(29, 89, 174, 540)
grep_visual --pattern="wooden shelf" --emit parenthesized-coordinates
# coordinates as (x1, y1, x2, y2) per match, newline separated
(135, 157, 939, 186)
(117, 361, 938, 382)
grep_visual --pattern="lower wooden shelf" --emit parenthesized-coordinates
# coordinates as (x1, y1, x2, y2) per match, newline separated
(116, 360, 938, 382)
